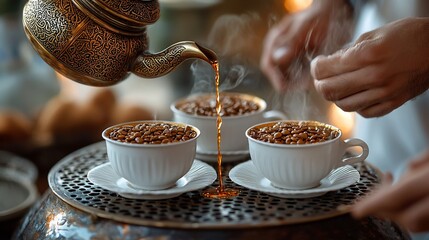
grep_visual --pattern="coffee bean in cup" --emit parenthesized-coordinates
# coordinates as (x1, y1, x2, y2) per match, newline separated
(106, 122, 198, 144)
(248, 121, 339, 145)
(176, 94, 260, 117)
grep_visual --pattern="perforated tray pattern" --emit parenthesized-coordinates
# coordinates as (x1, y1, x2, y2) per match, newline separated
(48, 142, 379, 229)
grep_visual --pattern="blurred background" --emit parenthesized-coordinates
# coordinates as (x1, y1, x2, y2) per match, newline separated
(0, 0, 288, 190)
(0, 0, 354, 238)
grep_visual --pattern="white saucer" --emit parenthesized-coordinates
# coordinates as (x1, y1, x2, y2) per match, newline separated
(87, 160, 216, 200)
(229, 161, 360, 199)
(196, 149, 250, 163)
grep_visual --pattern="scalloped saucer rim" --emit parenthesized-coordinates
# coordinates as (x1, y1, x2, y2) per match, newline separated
(87, 160, 216, 200)
(229, 160, 360, 199)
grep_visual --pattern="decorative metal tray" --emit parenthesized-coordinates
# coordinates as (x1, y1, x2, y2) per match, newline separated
(48, 142, 379, 229)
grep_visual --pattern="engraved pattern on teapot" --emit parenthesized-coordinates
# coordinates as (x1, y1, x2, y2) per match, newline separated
(23, 0, 83, 56)
(24, 0, 147, 85)
(58, 23, 147, 83)
(98, 0, 160, 24)
(132, 46, 186, 78)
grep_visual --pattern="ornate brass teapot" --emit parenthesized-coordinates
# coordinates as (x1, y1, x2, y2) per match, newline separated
(22, 0, 217, 86)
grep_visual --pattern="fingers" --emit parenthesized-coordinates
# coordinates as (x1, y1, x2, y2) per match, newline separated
(408, 150, 429, 171)
(333, 85, 408, 117)
(312, 67, 373, 102)
(311, 37, 382, 80)
(354, 188, 429, 233)
(260, 19, 295, 92)
(382, 172, 393, 185)
(272, 46, 295, 66)
(396, 195, 429, 232)
(355, 101, 401, 118)
(351, 172, 395, 219)
(333, 89, 393, 115)
(352, 166, 429, 224)
(313, 72, 394, 116)
(351, 186, 403, 220)
(260, 63, 287, 91)
(267, 15, 308, 67)
(260, 14, 321, 92)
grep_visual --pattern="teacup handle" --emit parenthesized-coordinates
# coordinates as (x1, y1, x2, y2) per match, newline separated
(263, 110, 287, 120)
(337, 138, 369, 167)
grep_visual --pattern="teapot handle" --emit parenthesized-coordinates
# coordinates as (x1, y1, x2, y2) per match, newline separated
(131, 41, 217, 78)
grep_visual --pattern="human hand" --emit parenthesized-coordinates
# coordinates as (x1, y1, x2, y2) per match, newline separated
(351, 150, 429, 232)
(260, 0, 352, 91)
(311, 18, 429, 118)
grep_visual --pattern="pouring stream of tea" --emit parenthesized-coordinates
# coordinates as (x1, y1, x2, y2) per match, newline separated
(201, 61, 239, 199)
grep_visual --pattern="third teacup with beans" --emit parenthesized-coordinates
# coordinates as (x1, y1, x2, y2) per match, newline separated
(171, 92, 285, 153)
(246, 120, 369, 190)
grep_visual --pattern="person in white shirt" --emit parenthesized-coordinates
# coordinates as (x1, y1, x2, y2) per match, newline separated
(260, 0, 429, 235)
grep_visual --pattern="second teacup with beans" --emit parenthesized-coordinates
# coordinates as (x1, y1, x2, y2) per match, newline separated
(171, 92, 285, 153)
(246, 120, 369, 190)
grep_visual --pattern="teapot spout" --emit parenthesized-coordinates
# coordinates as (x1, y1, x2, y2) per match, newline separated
(131, 41, 218, 78)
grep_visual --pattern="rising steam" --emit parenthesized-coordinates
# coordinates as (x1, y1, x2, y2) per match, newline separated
(190, 13, 262, 94)
(191, 5, 353, 122)
(270, 5, 354, 121)
(190, 62, 248, 93)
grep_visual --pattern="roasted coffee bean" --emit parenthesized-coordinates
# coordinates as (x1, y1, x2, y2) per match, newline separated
(107, 123, 197, 144)
(177, 94, 260, 117)
(248, 122, 339, 145)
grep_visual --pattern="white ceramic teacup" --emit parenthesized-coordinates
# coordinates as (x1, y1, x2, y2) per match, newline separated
(246, 120, 369, 190)
(102, 120, 200, 190)
(171, 92, 285, 153)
